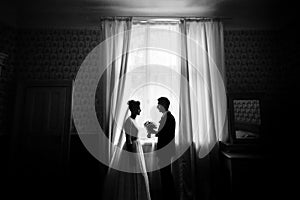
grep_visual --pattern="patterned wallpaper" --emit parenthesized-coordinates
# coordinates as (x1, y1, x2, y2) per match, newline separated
(16, 29, 102, 80)
(224, 30, 282, 93)
(0, 24, 16, 135)
(0, 27, 287, 136)
(16, 29, 105, 136)
(15, 29, 282, 85)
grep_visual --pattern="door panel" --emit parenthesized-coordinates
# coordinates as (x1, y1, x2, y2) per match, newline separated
(13, 81, 72, 176)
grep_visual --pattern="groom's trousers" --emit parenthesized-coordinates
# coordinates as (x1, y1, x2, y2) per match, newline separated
(160, 164, 176, 200)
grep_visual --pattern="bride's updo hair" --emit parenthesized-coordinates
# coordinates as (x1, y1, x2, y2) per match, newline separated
(127, 100, 140, 111)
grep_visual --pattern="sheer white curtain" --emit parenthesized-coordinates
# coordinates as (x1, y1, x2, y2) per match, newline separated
(110, 18, 227, 162)
(112, 21, 182, 147)
(179, 20, 227, 157)
(97, 18, 132, 162)
(110, 19, 227, 155)
(176, 20, 227, 200)
(100, 18, 227, 199)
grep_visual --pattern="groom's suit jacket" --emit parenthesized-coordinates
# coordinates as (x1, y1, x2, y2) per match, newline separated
(156, 111, 176, 153)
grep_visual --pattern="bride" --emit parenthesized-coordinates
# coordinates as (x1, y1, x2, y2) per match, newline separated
(102, 100, 151, 200)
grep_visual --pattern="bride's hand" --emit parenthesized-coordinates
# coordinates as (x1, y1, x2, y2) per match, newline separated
(145, 126, 155, 134)
(144, 121, 157, 134)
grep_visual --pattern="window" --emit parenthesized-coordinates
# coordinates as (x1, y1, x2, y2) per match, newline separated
(124, 20, 181, 138)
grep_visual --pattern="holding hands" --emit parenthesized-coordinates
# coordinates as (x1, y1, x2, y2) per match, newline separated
(144, 121, 157, 138)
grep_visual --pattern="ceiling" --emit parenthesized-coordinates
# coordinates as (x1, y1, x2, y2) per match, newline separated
(0, 0, 296, 29)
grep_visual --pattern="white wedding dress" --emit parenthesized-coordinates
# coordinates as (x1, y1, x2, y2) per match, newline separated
(102, 117, 151, 200)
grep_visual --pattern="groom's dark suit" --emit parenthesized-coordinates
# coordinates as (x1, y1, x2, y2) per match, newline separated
(156, 111, 176, 151)
(156, 111, 176, 199)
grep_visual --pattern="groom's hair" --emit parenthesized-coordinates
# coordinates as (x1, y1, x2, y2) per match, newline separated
(158, 97, 170, 110)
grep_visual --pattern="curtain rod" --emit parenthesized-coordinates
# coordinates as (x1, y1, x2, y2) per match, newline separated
(99, 16, 231, 20)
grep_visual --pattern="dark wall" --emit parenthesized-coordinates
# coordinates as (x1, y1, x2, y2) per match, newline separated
(14, 28, 283, 90)
(0, 23, 16, 136)
(0, 23, 17, 176)
(225, 30, 282, 94)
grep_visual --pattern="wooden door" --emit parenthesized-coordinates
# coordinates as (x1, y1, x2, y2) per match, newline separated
(12, 81, 72, 176)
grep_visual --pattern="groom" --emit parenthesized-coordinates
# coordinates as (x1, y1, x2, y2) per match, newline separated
(149, 97, 176, 199)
